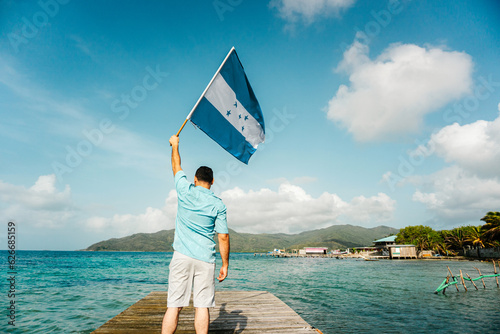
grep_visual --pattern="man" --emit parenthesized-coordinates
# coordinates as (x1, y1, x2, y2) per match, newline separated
(162, 135, 230, 334)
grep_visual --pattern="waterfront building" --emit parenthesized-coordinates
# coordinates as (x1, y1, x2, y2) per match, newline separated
(299, 247, 328, 255)
(388, 245, 417, 259)
(373, 235, 397, 247)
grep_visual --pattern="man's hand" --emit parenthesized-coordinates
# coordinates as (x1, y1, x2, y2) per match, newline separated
(169, 135, 179, 147)
(217, 265, 228, 282)
(217, 233, 229, 282)
(170, 135, 182, 175)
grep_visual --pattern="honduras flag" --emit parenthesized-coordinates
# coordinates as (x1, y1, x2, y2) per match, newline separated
(189, 47, 265, 164)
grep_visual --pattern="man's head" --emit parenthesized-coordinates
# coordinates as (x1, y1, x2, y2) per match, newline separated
(194, 166, 214, 188)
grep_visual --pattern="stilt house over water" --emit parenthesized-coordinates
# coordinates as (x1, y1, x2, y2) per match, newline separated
(372, 236, 417, 259)
(388, 244, 417, 259)
(299, 247, 329, 256)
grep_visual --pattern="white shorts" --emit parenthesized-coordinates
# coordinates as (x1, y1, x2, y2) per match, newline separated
(167, 251, 216, 308)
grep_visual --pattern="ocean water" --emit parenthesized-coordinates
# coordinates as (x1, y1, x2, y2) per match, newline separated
(1, 251, 500, 334)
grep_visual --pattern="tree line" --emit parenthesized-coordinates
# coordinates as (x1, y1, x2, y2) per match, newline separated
(395, 211, 500, 255)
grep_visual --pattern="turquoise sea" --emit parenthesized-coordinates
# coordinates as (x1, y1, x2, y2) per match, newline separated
(1, 251, 500, 333)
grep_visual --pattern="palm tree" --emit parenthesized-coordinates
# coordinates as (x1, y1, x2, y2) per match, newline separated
(486, 240, 500, 248)
(481, 211, 500, 242)
(415, 234, 430, 251)
(435, 240, 455, 256)
(444, 227, 468, 250)
(467, 226, 485, 247)
(465, 226, 486, 257)
(415, 232, 442, 252)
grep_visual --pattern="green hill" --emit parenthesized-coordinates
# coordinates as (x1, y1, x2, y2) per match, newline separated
(84, 225, 398, 252)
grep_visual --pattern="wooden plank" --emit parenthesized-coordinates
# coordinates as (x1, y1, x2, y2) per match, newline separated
(92, 291, 320, 333)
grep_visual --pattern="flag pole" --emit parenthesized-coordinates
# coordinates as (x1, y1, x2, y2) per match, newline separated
(175, 46, 236, 137)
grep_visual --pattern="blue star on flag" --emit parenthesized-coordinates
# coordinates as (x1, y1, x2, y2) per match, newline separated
(244, 115, 249, 121)
(226, 110, 231, 116)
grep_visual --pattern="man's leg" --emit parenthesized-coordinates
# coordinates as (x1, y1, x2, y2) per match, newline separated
(192, 257, 215, 334)
(194, 307, 210, 334)
(161, 307, 182, 334)
(165, 252, 193, 333)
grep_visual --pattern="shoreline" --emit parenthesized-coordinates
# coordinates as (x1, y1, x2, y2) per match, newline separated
(7, 249, 500, 262)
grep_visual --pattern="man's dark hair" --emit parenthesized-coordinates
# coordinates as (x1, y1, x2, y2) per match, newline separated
(195, 166, 213, 183)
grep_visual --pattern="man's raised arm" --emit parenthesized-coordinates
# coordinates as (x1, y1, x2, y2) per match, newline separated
(169, 135, 182, 176)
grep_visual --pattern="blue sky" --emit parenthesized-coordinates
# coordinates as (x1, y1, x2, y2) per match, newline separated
(1, 0, 500, 250)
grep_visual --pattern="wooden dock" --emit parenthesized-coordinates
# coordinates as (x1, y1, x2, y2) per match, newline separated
(92, 290, 321, 333)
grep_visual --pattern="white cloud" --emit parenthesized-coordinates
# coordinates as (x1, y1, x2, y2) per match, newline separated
(412, 166, 500, 223)
(0, 174, 175, 247)
(394, 104, 500, 227)
(0, 176, 396, 246)
(427, 109, 500, 178)
(86, 207, 171, 236)
(220, 182, 395, 233)
(85, 181, 395, 236)
(327, 40, 474, 141)
(85, 190, 178, 237)
(270, 0, 356, 24)
(0, 174, 74, 228)
(0, 174, 71, 211)
(342, 193, 395, 222)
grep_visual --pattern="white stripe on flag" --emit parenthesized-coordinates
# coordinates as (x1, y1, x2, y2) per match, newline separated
(204, 73, 265, 148)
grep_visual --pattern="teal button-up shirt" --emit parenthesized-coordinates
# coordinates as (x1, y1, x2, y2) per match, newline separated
(172, 171, 228, 263)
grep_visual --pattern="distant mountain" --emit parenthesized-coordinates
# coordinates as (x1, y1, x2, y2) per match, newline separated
(84, 225, 398, 252)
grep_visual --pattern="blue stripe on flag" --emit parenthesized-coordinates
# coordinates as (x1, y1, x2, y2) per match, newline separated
(220, 51, 265, 133)
(191, 97, 256, 164)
